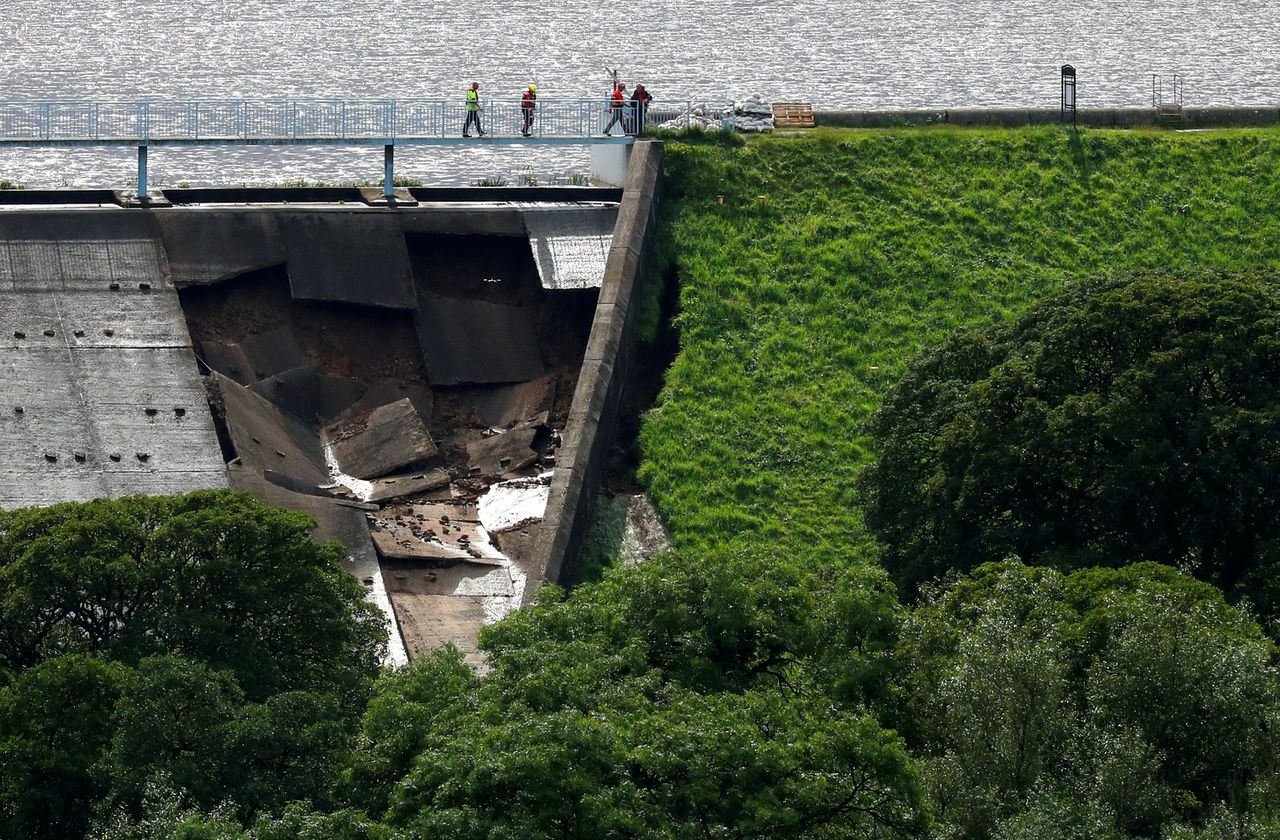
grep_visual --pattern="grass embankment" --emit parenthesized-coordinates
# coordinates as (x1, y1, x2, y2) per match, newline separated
(638, 127, 1280, 570)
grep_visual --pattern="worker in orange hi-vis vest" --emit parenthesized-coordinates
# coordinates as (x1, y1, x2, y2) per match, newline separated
(603, 82, 627, 136)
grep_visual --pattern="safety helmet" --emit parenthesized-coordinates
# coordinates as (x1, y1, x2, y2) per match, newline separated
(530, 84, 537, 91)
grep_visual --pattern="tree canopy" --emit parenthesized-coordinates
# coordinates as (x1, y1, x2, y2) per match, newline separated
(858, 270, 1280, 618)
(0, 491, 385, 840)
(898, 560, 1280, 838)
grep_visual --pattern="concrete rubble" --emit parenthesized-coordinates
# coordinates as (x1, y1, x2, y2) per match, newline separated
(326, 398, 438, 480)
(172, 212, 599, 667)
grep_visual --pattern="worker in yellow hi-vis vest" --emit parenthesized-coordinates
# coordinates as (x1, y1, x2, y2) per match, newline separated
(463, 82, 486, 137)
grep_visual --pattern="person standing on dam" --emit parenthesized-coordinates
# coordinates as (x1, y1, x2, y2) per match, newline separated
(630, 83, 652, 133)
(463, 82, 485, 137)
(603, 82, 628, 136)
(521, 84, 537, 136)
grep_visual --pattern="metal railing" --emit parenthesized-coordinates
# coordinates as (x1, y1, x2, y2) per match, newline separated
(0, 97, 735, 199)
(0, 98, 719, 143)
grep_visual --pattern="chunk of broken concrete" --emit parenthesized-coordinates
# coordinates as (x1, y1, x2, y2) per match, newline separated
(326, 398, 437, 480)
(464, 420, 541, 477)
(367, 468, 451, 503)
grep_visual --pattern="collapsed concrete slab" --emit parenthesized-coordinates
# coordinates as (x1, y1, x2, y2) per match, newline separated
(366, 469, 451, 503)
(464, 423, 541, 477)
(248, 366, 364, 423)
(201, 326, 304, 386)
(415, 292, 545, 385)
(339, 377, 434, 426)
(465, 375, 555, 428)
(326, 398, 437, 480)
(281, 212, 416, 310)
(215, 372, 329, 486)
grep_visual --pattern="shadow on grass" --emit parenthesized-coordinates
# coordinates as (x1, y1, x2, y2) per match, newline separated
(1067, 128, 1094, 187)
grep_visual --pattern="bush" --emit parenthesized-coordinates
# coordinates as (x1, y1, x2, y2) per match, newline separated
(859, 270, 1280, 618)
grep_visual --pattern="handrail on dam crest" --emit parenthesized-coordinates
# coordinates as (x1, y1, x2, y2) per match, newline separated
(0, 97, 697, 198)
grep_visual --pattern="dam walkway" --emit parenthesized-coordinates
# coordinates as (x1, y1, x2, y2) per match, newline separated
(0, 97, 692, 196)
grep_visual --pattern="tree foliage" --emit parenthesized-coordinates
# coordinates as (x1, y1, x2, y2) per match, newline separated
(899, 560, 1280, 838)
(859, 270, 1280, 616)
(0, 490, 385, 701)
(349, 551, 929, 839)
(0, 491, 385, 840)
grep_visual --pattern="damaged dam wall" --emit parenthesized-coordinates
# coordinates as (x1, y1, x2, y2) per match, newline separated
(0, 150, 663, 662)
(533, 141, 664, 590)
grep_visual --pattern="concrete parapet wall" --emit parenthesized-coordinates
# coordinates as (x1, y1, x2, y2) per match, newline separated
(531, 140, 664, 593)
(813, 105, 1280, 129)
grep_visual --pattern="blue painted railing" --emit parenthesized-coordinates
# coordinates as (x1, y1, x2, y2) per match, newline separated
(0, 97, 719, 198)
(0, 98, 702, 144)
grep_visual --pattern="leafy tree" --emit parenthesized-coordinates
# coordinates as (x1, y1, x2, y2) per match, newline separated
(899, 560, 1280, 838)
(0, 491, 386, 839)
(858, 270, 1280, 615)
(0, 490, 385, 702)
(0, 655, 125, 839)
(347, 551, 929, 838)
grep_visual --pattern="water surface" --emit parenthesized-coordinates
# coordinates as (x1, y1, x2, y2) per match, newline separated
(0, 0, 1275, 186)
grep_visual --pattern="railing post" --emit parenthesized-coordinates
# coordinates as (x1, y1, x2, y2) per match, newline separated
(383, 143, 394, 199)
(239, 100, 247, 138)
(137, 145, 148, 199)
(41, 102, 50, 141)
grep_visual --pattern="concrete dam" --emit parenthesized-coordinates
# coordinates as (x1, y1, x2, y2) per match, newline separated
(0, 141, 662, 665)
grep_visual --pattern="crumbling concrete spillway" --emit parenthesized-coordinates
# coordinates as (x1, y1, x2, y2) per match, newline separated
(0, 142, 664, 666)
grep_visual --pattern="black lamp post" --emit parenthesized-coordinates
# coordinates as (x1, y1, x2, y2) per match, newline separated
(1061, 64, 1077, 125)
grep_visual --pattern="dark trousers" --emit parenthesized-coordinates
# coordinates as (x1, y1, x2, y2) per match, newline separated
(604, 107, 626, 135)
(464, 110, 483, 136)
(522, 110, 534, 135)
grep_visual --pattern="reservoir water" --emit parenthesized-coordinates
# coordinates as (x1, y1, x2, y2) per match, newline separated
(1, 0, 1277, 187)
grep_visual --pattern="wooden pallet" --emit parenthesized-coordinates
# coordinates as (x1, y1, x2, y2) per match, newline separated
(772, 102, 815, 128)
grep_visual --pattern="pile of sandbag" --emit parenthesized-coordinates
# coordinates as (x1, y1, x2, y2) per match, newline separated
(654, 96, 777, 133)
(655, 103, 725, 131)
(730, 95, 775, 132)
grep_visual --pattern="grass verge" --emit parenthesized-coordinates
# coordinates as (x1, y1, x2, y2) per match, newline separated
(639, 126, 1280, 570)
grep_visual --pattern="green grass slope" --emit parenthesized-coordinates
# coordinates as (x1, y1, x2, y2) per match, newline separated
(639, 127, 1280, 569)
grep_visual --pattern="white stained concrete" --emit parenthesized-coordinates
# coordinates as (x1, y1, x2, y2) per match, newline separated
(367, 562, 409, 667)
(590, 144, 632, 187)
(321, 438, 408, 667)
(479, 471, 552, 533)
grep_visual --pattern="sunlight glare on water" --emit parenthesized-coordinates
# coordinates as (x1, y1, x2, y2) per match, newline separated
(0, 0, 1276, 186)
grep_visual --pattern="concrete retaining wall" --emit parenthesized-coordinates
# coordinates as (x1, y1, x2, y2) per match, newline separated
(814, 105, 1280, 129)
(530, 140, 664, 593)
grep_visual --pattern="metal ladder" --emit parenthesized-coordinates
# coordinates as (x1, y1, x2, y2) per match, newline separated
(1152, 75, 1185, 126)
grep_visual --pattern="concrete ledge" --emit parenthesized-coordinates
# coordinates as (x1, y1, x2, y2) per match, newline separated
(812, 105, 1280, 129)
(162, 187, 366, 204)
(530, 140, 665, 594)
(0, 189, 125, 206)
(409, 186, 623, 203)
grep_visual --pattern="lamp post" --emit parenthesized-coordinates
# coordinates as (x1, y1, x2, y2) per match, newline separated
(1061, 64, 1077, 126)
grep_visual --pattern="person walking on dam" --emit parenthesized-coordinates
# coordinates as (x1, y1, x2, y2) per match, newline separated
(603, 82, 627, 136)
(521, 84, 537, 137)
(463, 82, 485, 137)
